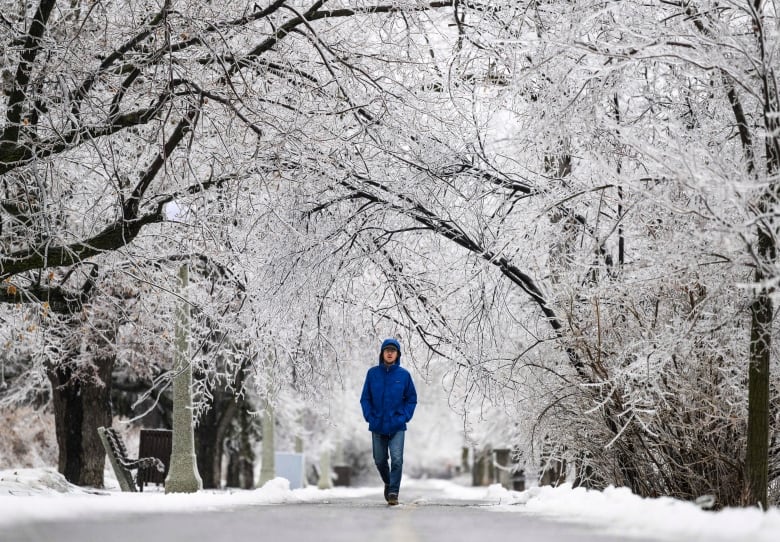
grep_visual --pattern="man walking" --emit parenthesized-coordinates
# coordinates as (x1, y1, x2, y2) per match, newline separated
(360, 338, 417, 505)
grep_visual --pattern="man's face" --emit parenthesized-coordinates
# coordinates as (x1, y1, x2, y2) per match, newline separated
(382, 347, 398, 365)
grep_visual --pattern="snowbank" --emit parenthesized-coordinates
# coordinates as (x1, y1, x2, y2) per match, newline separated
(1, 468, 779, 542)
(486, 482, 780, 542)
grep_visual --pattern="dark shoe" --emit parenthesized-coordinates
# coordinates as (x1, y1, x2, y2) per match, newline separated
(387, 493, 398, 506)
(384, 484, 390, 502)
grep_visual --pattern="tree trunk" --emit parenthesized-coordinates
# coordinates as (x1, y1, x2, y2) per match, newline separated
(226, 447, 240, 488)
(237, 405, 255, 489)
(195, 406, 220, 489)
(195, 377, 241, 489)
(225, 406, 255, 490)
(732, 8, 778, 509)
(46, 306, 117, 488)
(746, 234, 772, 508)
(47, 355, 114, 487)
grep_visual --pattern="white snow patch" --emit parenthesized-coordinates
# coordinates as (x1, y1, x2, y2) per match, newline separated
(0, 470, 305, 527)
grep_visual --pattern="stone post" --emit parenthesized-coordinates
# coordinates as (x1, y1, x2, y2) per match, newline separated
(257, 400, 275, 486)
(165, 263, 203, 493)
(317, 449, 333, 489)
(294, 434, 306, 487)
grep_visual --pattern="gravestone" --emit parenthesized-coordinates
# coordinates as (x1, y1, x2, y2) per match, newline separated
(275, 452, 306, 489)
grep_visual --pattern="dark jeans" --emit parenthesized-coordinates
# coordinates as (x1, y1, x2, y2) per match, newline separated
(372, 430, 405, 495)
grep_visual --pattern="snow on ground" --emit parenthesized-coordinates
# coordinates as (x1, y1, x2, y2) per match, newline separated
(483, 482, 780, 542)
(0, 468, 779, 541)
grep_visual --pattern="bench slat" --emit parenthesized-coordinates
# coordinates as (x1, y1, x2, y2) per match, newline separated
(98, 426, 165, 492)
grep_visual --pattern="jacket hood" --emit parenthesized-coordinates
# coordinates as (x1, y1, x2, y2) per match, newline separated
(378, 338, 402, 365)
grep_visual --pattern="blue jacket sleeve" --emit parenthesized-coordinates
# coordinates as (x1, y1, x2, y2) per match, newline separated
(360, 371, 372, 423)
(403, 373, 417, 422)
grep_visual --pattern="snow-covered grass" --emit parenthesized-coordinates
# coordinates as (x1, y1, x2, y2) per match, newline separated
(0, 468, 379, 527)
(0, 468, 779, 542)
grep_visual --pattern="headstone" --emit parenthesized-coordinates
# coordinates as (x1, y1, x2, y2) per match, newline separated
(275, 452, 305, 489)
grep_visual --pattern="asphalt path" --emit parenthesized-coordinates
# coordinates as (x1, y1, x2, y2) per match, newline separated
(1, 486, 660, 542)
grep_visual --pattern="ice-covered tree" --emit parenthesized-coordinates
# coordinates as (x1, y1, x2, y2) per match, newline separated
(293, 0, 780, 507)
(0, 0, 456, 485)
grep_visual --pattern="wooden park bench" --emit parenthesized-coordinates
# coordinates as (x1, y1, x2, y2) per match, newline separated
(97, 426, 166, 492)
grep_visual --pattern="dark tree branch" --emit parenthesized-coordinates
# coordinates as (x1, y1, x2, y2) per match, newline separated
(123, 99, 202, 219)
(0, 263, 98, 313)
(335, 175, 589, 378)
(1, 98, 202, 280)
(227, 1, 452, 77)
(0, 88, 179, 175)
(70, 1, 172, 119)
(0, 210, 164, 278)
(1, 0, 57, 147)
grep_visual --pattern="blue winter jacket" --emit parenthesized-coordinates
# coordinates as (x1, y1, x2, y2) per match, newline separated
(360, 338, 417, 436)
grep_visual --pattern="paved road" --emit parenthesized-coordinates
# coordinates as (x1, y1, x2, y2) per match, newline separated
(1, 488, 659, 542)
